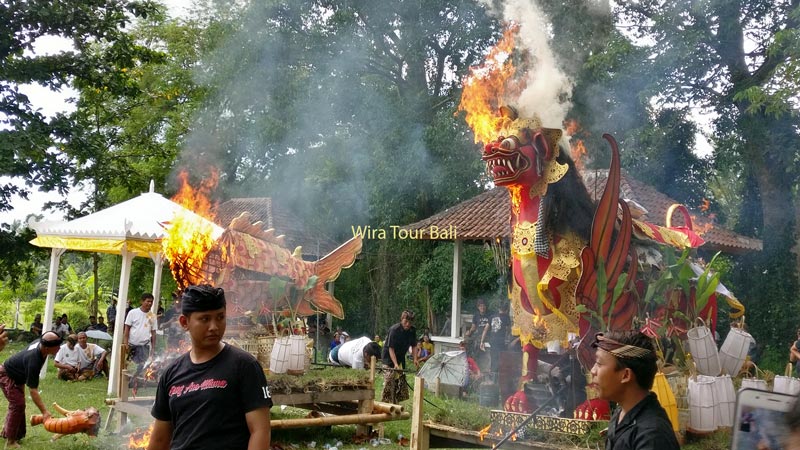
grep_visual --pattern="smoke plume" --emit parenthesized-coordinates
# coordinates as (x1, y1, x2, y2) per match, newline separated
(482, 0, 573, 128)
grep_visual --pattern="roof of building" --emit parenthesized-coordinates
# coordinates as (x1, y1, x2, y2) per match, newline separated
(404, 171, 762, 254)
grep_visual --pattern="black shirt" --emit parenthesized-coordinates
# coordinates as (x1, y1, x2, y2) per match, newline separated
(606, 392, 679, 450)
(487, 312, 510, 348)
(151, 344, 273, 450)
(2, 345, 46, 389)
(472, 311, 491, 333)
(381, 323, 416, 369)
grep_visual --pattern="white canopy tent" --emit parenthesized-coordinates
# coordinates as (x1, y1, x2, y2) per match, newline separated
(29, 183, 223, 395)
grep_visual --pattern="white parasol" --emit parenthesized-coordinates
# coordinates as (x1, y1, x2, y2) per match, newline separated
(85, 330, 113, 341)
(417, 350, 469, 389)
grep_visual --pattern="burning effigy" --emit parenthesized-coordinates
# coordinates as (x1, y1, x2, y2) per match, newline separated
(157, 170, 361, 375)
(452, 21, 748, 444)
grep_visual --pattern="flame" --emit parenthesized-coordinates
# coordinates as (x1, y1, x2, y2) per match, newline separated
(564, 119, 587, 171)
(128, 424, 153, 449)
(479, 424, 492, 441)
(144, 365, 157, 381)
(690, 214, 715, 236)
(162, 169, 220, 288)
(699, 198, 710, 212)
(458, 25, 522, 145)
(508, 185, 522, 216)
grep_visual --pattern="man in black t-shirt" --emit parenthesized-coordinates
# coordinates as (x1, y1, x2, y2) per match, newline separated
(0, 331, 62, 447)
(465, 298, 491, 343)
(381, 310, 417, 403)
(149, 285, 272, 450)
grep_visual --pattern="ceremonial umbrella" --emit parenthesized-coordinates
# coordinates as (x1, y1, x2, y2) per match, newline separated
(417, 350, 469, 389)
(85, 330, 113, 341)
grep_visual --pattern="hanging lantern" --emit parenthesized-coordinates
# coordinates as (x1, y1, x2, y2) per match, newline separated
(688, 375, 717, 434)
(719, 327, 754, 376)
(651, 372, 679, 434)
(687, 318, 721, 376)
(713, 375, 736, 427)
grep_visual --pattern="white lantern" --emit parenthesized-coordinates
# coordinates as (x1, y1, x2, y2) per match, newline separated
(688, 375, 717, 433)
(269, 335, 292, 374)
(713, 375, 736, 428)
(287, 334, 307, 374)
(740, 377, 768, 391)
(687, 319, 721, 376)
(718, 327, 754, 376)
(773, 363, 800, 396)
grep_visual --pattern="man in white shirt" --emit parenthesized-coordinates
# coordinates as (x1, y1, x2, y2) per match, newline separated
(123, 293, 157, 371)
(53, 316, 69, 338)
(53, 335, 90, 380)
(328, 336, 381, 369)
(76, 331, 108, 378)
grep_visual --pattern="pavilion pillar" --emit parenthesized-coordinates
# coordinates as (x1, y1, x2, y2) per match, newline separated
(450, 239, 463, 338)
(109, 247, 135, 396)
(149, 252, 164, 316)
(39, 247, 65, 378)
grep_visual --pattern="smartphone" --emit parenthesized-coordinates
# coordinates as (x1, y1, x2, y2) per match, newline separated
(731, 388, 796, 450)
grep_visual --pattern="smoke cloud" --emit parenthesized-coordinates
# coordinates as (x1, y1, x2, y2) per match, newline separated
(481, 0, 573, 128)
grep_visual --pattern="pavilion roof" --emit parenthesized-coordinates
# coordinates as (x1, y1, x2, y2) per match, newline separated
(404, 171, 762, 254)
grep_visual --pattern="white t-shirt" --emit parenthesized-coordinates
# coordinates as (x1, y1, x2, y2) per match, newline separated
(80, 342, 105, 361)
(330, 336, 373, 369)
(125, 308, 157, 346)
(55, 343, 89, 368)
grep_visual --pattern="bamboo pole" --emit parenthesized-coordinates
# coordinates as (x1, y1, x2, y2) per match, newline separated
(374, 401, 404, 415)
(345, 400, 403, 415)
(270, 412, 410, 430)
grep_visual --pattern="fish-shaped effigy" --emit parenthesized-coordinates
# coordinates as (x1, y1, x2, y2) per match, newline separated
(193, 212, 362, 319)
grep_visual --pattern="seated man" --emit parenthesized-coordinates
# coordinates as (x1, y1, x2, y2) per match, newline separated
(93, 315, 108, 333)
(54, 335, 91, 381)
(83, 315, 98, 332)
(30, 314, 43, 336)
(328, 336, 381, 369)
(76, 331, 108, 378)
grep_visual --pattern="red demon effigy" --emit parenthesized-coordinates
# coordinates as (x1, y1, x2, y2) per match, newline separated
(459, 27, 745, 414)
